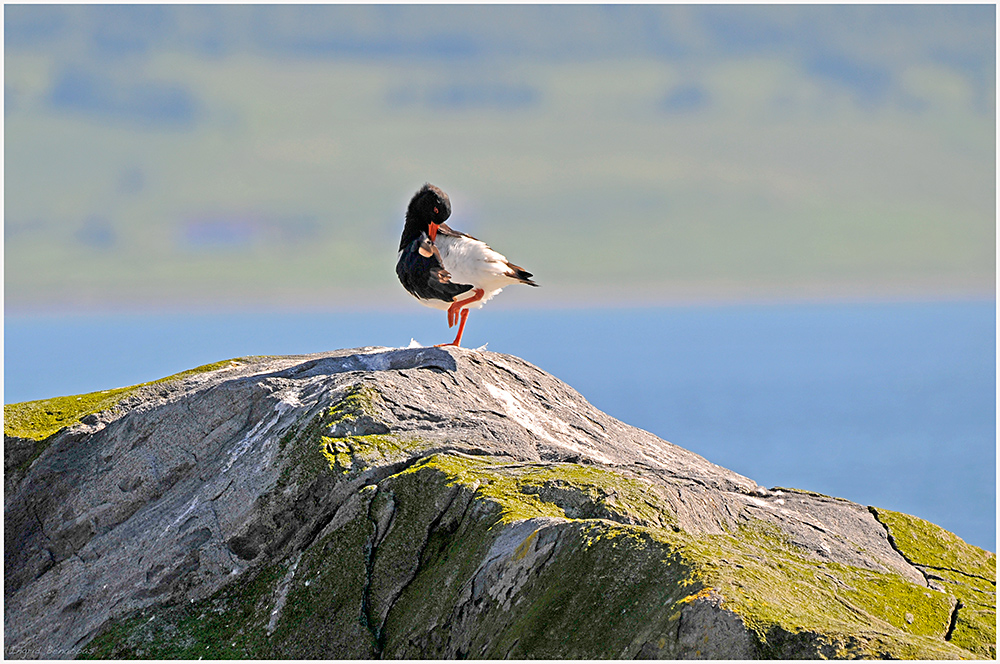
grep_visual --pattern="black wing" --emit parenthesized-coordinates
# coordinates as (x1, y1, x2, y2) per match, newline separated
(396, 233, 474, 303)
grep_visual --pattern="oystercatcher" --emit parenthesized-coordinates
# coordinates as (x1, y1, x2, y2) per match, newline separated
(396, 184, 538, 347)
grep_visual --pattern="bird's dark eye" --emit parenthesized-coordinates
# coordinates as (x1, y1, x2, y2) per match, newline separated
(433, 206, 439, 214)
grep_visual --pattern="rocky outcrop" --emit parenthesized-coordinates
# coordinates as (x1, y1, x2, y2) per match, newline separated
(4, 346, 995, 659)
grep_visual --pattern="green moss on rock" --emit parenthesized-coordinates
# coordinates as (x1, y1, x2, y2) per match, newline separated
(368, 457, 697, 658)
(4, 359, 243, 442)
(869, 507, 995, 583)
(380, 479, 500, 656)
(268, 494, 379, 658)
(948, 600, 997, 659)
(4, 359, 248, 487)
(320, 433, 418, 474)
(79, 562, 287, 659)
(4, 386, 134, 443)
(870, 506, 996, 658)
(74, 444, 995, 660)
(276, 409, 337, 485)
(400, 455, 568, 524)
(326, 383, 381, 425)
(281, 383, 426, 478)
(356, 455, 977, 658)
(400, 454, 676, 529)
(492, 522, 698, 659)
(515, 463, 676, 527)
(673, 522, 970, 658)
(81, 490, 380, 659)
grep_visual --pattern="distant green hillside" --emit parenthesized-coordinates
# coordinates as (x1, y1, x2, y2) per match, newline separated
(4, 5, 994, 310)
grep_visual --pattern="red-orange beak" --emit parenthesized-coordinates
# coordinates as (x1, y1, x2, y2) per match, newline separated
(428, 222, 439, 242)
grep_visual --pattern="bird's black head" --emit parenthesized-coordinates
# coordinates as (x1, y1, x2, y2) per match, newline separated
(407, 183, 452, 226)
(400, 183, 452, 250)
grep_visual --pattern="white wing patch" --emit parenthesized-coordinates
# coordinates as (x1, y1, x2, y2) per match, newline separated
(436, 234, 521, 308)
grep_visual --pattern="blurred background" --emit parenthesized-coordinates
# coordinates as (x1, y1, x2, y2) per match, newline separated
(5, 4, 994, 310)
(4, 5, 996, 548)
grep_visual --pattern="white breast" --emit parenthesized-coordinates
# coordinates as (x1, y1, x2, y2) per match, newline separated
(436, 234, 519, 308)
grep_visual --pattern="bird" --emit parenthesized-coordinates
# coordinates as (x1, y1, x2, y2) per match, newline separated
(396, 183, 538, 347)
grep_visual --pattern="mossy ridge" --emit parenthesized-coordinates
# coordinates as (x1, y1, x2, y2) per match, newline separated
(931, 567, 996, 659)
(275, 408, 333, 487)
(869, 506, 995, 582)
(348, 454, 688, 657)
(275, 384, 389, 485)
(4, 358, 246, 442)
(514, 463, 676, 527)
(371, 456, 697, 658)
(395, 454, 682, 528)
(499, 522, 701, 659)
(366, 454, 973, 657)
(290, 384, 678, 528)
(869, 506, 996, 658)
(399, 454, 567, 524)
(79, 562, 287, 659)
(947, 601, 997, 659)
(377, 457, 703, 657)
(931, 568, 997, 609)
(670, 522, 973, 659)
(4, 358, 250, 486)
(4, 385, 134, 444)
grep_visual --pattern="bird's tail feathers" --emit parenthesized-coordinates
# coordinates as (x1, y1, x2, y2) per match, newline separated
(505, 262, 539, 287)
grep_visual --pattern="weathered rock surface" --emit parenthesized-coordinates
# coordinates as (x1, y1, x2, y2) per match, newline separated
(4, 346, 995, 659)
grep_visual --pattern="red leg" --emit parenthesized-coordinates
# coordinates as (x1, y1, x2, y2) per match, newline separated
(436, 289, 483, 347)
(436, 309, 470, 347)
(447, 289, 484, 328)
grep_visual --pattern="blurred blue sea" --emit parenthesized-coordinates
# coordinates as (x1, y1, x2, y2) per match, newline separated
(5, 300, 995, 550)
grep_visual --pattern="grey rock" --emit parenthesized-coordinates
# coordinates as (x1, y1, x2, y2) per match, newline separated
(4, 346, 995, 659)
